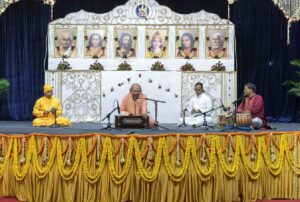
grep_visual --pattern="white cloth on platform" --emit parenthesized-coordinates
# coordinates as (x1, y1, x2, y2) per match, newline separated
(178, 93, 213, 126)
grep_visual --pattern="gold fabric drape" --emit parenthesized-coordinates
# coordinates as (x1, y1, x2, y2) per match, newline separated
(0, 132, 299, 202)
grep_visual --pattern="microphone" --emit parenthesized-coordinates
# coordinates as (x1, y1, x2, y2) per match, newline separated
(220, 100, 227, 111)
(132, 95, 137, 101)
(238, 92, 244, 102)
(116, 100, 120, 114)
(183, 108, 188, 112)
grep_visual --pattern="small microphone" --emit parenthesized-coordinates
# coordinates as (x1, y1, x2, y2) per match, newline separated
(238, 92, 244, 102)
(184, 108, 188, 112)
(132, 95, 137, 101)
(220, 100, 227, 111)
(116, 100, 120, 114)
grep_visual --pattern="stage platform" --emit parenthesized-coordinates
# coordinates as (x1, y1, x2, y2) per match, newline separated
(0, 121, 299, 135)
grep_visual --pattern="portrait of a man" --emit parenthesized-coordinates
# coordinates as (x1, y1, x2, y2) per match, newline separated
(145, 29, 168, 58)
(85, 29, 106, 58)
(176, 30, 198, 59)
(115, 30, 136, 58)
(206, 29, 228, 59)
(54, 29, 77, 58)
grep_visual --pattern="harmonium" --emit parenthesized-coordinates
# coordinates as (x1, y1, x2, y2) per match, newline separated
(115, 115, 149, 128)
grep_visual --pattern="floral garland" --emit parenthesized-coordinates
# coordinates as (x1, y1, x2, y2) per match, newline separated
(56, 138, 82, 180)
(190, 136, 216, 181)
(215, 136, 240, 178)
(2, 133, 300, 183)
(0, 138, 13, 179)
(107, 137, 134, 184)
(133, 137, 162, 182)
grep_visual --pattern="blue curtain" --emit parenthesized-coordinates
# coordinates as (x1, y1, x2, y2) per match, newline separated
(231, 0, 300, 122)
(0, 0, 299, 121)
(0, 0, 51, 120)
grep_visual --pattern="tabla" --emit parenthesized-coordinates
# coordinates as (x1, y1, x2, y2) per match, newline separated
(236, 113, 252, 127)
(218, 114, 234, 126)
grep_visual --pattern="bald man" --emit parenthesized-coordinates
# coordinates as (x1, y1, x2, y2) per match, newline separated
(56, 31, 76, 58)
(32, 84, 71, 127)
(120, 83, 155, 127)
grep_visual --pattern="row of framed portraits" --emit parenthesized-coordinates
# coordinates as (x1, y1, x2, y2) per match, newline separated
(53, 28, 229, 59)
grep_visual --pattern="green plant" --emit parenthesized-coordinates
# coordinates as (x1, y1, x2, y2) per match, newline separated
(151, 61, 165, 71)
(180, 62, 195, 71)
(0, 79, 9, 96)
(211, 61, 226, 71)
(117, 61, 132, 71)
(89, 60, 104, 70)
(57, 58, 72, 70)
(283, 59, 300, 97)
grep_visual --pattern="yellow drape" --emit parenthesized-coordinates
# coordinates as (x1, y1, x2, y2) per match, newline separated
(0, 132, 299, 202)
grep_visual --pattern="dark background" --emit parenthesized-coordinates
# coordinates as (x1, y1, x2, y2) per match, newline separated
(0, 0, 299, 121)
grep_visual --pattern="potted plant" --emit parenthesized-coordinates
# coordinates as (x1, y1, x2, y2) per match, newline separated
(211, 61, 226, 71)
(283, 59, 300, 122)
(117, 61, 132, 71)
(180, 62, 195, 71)
(89, 60, 104, 70)
(57, 58, 72, 70)
(283, 60, 300, 96)
(151, 61, 165, 71)
(0, 79, 9, 96)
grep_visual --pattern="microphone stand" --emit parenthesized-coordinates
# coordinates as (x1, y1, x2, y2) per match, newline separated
(100, 107, 118, 130)
(50, 109, 61, 128)
(193, 105, 224, 130)
(178, 109, 188, 127)
(139, 98, 169, 130)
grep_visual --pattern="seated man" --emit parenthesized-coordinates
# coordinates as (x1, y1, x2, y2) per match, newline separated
(32, 84, 71, 127)
(178, 82, 213, 126)
(237, 83, 270, 129)
(120, 83, 155, 127)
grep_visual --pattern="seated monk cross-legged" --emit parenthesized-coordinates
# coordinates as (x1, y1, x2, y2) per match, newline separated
(32, 84, 71, 127)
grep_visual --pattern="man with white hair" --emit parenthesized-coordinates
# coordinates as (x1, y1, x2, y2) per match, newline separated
(207, 31, 227, 59)
(56, 31, 76, 58)
(120, 83, 155, 127)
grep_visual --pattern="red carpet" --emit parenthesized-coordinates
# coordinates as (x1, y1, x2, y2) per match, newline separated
(0, 198, 20, 202)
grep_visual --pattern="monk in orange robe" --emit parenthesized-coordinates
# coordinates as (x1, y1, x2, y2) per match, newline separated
(120, 83, 155, 127)
(32, 84, 71, 127)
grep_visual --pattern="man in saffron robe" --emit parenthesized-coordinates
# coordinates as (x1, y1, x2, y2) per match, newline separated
(237, 83, 270, 129)
(32, 84, 71, 127)
(120, 83, 155, 127)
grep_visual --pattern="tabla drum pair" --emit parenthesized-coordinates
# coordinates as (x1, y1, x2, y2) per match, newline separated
(219, 113, 252, 127)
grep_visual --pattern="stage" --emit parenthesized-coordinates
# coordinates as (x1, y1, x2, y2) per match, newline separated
(0, 121, 299, 135)
(0, 121, 300, 201)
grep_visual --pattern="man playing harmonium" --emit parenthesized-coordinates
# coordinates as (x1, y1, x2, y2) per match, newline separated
(120, 83, 155, 127)
(178, 82, 213, 126)
(237, 82, 270, 129)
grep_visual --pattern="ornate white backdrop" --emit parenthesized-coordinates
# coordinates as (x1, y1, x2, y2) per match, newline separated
(45, 0, 237, 123)
(45, 71, 236, 123)
(47, 0, 235, 71)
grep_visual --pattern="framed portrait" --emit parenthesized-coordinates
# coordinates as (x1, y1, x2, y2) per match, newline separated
(114, 29, 137, 58)
(176, 29, 199, 59)
(84, 29, 107, 59)
(54, 28, 77, 58)
(205, 29, 229, 59)
(145, 28, 168, 58)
